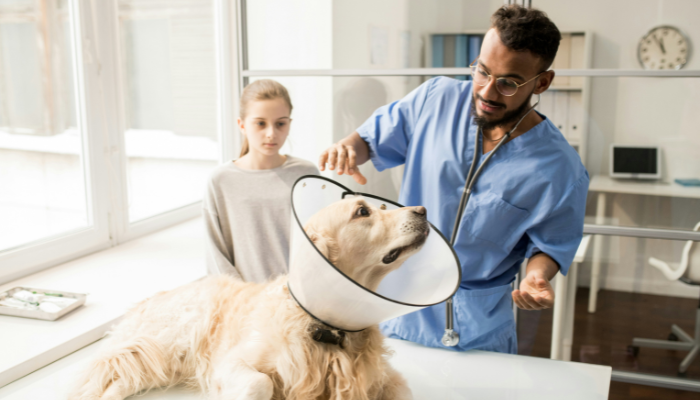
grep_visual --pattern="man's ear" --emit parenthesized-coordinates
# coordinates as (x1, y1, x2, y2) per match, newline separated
(307, 229, 339, 264)
(534, 70, 554, 94)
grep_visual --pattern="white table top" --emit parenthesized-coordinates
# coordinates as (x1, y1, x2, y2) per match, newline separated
(589, 175, 700, 199)
(0, 337, 611, 400)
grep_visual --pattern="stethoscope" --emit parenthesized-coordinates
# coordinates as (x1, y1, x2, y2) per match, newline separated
(441, 94, 540, 347)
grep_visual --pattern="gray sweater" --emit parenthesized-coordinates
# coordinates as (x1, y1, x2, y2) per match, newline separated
(203, 156, 319, 282)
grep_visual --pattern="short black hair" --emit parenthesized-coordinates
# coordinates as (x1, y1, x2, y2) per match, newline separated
(491, 5, 561, 69)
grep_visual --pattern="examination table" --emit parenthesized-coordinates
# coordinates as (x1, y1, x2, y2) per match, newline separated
(0, 335, 611, 400)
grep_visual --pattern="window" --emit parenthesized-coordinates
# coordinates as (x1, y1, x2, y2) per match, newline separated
(0, 0, 90, 254)
(0, 0, 237, 284)
(118, 0, 219, 222)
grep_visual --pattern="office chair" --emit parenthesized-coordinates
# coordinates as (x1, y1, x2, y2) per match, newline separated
(629, 221, 700, 376)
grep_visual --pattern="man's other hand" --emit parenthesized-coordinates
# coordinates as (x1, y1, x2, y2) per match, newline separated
(512, 270, 554, 310)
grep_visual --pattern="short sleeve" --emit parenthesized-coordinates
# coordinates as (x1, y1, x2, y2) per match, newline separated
(356, 77, 436, 172)
(525, 172, 590, 275)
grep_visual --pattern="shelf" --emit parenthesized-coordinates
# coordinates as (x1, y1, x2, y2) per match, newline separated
(549, 86, 583, 91)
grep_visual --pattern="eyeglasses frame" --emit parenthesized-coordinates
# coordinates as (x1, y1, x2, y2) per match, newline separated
(469, 58, 548, 97)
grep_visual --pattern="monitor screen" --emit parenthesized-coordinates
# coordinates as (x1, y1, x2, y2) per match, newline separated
(613, 147, 658, 174)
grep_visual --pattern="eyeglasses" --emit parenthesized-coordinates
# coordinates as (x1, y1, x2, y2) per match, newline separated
(469, 59, 545, 97)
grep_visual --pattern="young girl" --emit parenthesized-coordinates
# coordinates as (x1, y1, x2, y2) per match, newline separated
(203, 79, 319, 282)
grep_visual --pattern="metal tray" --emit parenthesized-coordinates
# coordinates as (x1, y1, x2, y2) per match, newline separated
(0, 287, 86, 321)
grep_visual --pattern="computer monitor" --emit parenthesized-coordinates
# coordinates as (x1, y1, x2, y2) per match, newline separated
(610, 145, 661, 179)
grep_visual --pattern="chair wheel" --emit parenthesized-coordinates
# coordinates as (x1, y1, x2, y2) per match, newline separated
(627, 345, 640, 357)
(668, 333, 679, 341)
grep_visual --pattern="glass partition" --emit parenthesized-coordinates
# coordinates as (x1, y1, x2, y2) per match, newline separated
(582, 77, 700, 232)
(246, 1, 700, 73)
(248, 75, 425, 202)
(240, 0, 700, 395)
(521, 234, 700, 392)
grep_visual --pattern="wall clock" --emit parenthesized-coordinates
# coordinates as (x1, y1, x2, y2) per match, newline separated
(638, 25, 691, 70)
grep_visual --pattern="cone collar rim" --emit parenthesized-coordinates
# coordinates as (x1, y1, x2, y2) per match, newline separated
(288, 175, 462, 308)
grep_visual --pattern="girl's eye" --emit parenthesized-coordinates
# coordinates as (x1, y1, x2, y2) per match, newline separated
(256, 122, 265, 127)
(277, 122, 286, 127)
(356, 207, 369, 217)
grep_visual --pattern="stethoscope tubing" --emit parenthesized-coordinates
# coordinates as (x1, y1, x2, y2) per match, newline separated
(443, 94, 540, 341)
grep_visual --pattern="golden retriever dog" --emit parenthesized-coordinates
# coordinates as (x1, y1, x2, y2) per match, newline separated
(70, 197, 429, 400)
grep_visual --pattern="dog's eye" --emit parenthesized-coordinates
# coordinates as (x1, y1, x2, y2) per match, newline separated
(356, 206, 370, 217)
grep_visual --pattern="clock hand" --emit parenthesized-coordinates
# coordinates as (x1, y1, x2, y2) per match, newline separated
(652, 34, 666, 54)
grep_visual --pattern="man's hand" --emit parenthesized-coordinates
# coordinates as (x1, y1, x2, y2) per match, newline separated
(512, 252, 559, 310)
(318, 132, 369, 185)
(512, 270, 554, 310)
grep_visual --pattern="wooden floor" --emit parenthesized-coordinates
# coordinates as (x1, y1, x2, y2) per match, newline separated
(517, 288, 700, 400)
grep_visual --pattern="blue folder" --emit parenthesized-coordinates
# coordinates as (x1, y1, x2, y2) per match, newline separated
(468, 35, 482, 64)
(674, 179, 700, 187)
(432, 35, 444, 68)
(455, 35, 468, 80)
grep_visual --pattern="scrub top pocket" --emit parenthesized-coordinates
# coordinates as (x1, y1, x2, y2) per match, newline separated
(461, 192, 530, 249)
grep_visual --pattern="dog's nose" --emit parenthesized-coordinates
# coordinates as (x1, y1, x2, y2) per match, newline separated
(413, 206, 427, 217)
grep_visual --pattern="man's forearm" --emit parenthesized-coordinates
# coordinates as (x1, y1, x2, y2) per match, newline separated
(526, 252, 560, 280)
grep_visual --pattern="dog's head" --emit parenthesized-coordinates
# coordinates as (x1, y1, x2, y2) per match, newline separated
(303, 197, 429, 291)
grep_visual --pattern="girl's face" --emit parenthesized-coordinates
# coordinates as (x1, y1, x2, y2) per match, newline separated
(238, 98, 291, 157)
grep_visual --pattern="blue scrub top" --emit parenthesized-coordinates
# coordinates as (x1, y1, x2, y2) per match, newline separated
(357, 77, 589, 353)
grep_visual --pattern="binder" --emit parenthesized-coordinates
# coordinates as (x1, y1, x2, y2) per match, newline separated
(567, 91, 584, 142)
(537, 91, 555, 120)
(467, 35, 482, 65)
(432, 35, 444, 68)
(569, 34, 585, 87)
(443, 35, 455, 79)
(552, 90, 569, 138)
(552, 33, 571, 87)
(455, 35, 468, 80)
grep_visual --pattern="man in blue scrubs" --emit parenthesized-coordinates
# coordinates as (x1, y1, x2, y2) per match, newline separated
(319, 5, 588, 353)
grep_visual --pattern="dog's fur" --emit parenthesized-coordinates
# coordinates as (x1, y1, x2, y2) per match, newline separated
(70, 197, 429, 400)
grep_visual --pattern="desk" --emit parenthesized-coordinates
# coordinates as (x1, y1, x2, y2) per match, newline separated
(587, 175, 700, 313)
(0, 337, 612, 400)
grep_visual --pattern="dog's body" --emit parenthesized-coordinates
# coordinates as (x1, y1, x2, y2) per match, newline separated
(72, 197, 427, 400)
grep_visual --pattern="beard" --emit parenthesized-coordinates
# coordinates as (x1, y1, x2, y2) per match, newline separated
(471, 90, 534, 132)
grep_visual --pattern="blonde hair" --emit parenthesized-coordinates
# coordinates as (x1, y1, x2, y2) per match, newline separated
(239, 79, 293, 157)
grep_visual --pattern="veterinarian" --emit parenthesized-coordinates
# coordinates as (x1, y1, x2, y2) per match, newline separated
(318, 5, 588, 354)
(204, 79, 318, 282)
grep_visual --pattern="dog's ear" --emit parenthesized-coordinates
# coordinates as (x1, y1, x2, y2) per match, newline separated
(307, 230, 339, 264)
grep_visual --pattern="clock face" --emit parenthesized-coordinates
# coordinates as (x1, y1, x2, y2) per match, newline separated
(638, 26, 690, 70)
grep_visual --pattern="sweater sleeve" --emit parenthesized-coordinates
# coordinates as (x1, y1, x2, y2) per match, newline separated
(202, 180, 243, 279)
